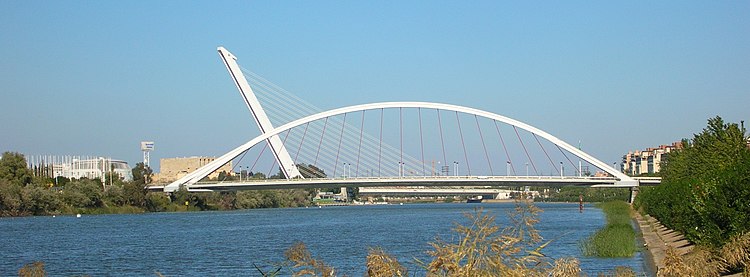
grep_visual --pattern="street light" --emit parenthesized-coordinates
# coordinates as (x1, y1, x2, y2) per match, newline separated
(525, 162, 529, 176)
(560, 161, 564, 177)
(506, 161, 511, 176)
(453, 161, 458, 176)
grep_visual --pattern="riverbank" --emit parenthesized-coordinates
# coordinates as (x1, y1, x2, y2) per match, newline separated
(634, 213, 695, 274)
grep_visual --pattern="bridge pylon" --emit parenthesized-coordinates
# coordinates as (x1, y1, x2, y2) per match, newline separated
(217, 47, 302, 179)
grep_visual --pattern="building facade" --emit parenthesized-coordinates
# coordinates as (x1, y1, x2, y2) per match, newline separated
(621, 142, 682, 176)
(26, 155, 133, 183)
(153, 156, 233, 183)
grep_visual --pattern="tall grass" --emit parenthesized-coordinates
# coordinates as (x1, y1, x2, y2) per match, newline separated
(581, 201, 637, 258)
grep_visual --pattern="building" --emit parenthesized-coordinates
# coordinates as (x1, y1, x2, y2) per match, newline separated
(26, 155, 133, 183)
(153, 156, 233, 183)
(621, 142, 682, 176)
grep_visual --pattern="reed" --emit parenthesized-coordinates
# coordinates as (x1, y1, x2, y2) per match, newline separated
(581, 201, 637, 258)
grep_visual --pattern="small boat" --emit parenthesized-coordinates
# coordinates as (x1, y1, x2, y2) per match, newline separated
(467, 196, 483, 203)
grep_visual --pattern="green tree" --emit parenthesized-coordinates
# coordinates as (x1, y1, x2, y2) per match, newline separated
(635, 116, 750, 247)
(216, 171, 235, 181)
(251, 172, 266, 179)
(269, 167, 285, 179)
(131, 162, 153, 185)
(62, 178, 104, 209)
(145, 192, 170, 212)
(0, 152, 33, 186)
(122, 180, 147, 207)
(0, 179, 23, 216)
(103, 183, 126, 206)
(20, 184, 62, 215)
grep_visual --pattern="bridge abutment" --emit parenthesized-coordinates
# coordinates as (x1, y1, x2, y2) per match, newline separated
(629, 186, 639, 204)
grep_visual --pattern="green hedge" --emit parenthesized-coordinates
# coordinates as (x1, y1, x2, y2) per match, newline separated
(634, 116, 750, 247)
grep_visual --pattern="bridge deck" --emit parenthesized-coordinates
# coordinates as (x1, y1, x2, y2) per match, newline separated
(150, 176, 658, 192)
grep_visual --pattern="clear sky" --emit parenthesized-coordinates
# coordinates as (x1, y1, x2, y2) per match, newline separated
(1, 1, 748, 172)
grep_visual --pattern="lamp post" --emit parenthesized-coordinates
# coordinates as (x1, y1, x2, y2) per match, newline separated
(453, 161, 458, 176)
(525, 162, 529, 176)
(343, 163, 350, 178)
(560, 162, 564, 177)
(506, 161, 511, 176)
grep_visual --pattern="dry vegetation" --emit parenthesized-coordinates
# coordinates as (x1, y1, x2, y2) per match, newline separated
(658, 232, 750, 276)
(266, 201, 638, 277)
(17, 261, 45, 277)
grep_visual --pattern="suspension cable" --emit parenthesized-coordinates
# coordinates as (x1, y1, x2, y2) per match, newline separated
(356, 110, 365, 177)
(514, 126, 538, 175)
(333, 113, 347, 177)
(294, 122, 310, 162)
(494, 120, 515, 175)
(220, 150, 249, 182)
(400, 107, 403, 165)
(249, 142, 268, 173)
(378, 108, 383, 177)
(557, 145, 579, 175)
(475, 115, 493, 175)
(456, 111, 471, 176)
(437, 109, 447, 167)
(418, 108, 426, 176)
(533, 133, 560, 175)
(267, 129, 293, 177)
(266, 159, 277, 178)
(314, 117, 328, 166)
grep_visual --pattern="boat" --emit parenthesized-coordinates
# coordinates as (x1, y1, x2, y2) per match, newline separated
(467, 196, 483, 203)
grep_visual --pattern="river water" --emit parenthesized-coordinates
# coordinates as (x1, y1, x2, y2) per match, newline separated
(1, 203, 647, 276)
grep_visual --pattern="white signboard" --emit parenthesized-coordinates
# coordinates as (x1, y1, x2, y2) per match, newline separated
(140, 141, 154, 151)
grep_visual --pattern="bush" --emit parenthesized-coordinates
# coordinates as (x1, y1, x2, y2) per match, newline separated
(145, 192, 170, 212)
(635, 116, 750, 248)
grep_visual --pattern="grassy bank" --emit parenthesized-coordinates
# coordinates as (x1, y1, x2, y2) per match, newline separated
(581, 201, 637, 257)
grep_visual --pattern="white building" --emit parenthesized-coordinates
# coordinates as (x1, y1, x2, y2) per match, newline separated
(27, 155, 133, 183)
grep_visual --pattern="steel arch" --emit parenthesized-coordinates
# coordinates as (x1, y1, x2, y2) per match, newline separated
(164, 102, 635, 192)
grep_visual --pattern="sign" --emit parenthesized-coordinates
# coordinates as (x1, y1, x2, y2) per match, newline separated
(140, 141, 154, 151)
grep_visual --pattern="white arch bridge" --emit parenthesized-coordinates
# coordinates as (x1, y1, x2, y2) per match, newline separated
(158, 101, 658, 192)
(154, 47, 659, 195)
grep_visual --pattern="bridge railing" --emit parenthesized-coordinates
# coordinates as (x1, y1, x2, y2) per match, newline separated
(192, 175, 620, 185)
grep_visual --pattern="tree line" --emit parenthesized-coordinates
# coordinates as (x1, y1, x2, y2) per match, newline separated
(634, 116, 750, 273)
(0, 152, 314, 217)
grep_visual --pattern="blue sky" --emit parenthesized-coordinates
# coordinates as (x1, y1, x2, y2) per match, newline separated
(1, 1, 748, 172)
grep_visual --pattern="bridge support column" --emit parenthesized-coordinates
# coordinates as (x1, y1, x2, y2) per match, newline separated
(629, 186, 639, 204)
(340, 187, 348, 202)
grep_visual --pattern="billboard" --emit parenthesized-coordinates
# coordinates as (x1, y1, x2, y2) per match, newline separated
(140, 141, 154, 151)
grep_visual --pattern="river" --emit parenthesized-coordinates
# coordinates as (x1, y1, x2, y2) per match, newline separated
(1, 202, 647, 276)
